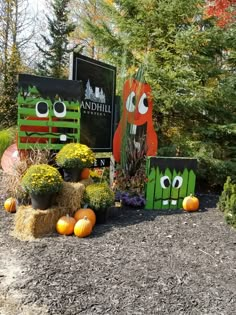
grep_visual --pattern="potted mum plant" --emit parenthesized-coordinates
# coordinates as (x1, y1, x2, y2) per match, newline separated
(55, 143, 96, 182)
(83, 183, 115, 223)
(21, 164, 63, 210)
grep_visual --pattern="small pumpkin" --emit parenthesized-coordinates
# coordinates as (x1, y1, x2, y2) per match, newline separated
(80, 168, 90, 180)
(182, 194, 199, 212)
(74, 208, 96, 227)
(4, 197, 16, 213)
(74, 216, 93, 238)
(56, 215, 76, 235)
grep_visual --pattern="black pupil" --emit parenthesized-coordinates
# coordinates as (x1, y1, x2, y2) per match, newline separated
(164, 178, 170, 187)
(54, 102, 64, 113)
(37, 102, 48, 114)
(174, 180, 179, 188)
(132, 95, 136, 105)
(143, 97, 148, 107)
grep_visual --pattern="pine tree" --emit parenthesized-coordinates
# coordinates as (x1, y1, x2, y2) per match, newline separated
(84, 0, 236, 189)
(36, 0, 75, 78)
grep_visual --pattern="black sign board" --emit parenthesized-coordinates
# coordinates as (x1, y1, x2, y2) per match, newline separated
(92, 157, 111, 168)
(72, 53, 116, 152)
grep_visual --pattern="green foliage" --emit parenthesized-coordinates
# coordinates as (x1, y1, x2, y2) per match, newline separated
(21, 164, 63, 195)
(56, 143, 96, 169)
(83, 183, 115, 211)
(83, 0, 236, 192)
(0, 128, 15, 159)
(0, 44, 21, 127)
(218, 177, 236, 228)
(36, 0, 75, 78)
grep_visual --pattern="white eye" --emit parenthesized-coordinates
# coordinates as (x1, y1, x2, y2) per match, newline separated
(160, 176, 171, 189)
(53, 101, 66, 117)
(126, 91, 136, 112)
(36, 101, 49, 117)
(172, 176, 183, 189)
(138, 93, 148, 114)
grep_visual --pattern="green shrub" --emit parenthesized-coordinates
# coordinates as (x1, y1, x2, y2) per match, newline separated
(83, 183, 115, 211)
(218, 177, 236, 228)
(0, 128, 16, 159)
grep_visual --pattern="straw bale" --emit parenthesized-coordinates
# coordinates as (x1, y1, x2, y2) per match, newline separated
(55, 181, 85, 213)
(80, 177, 94, 187)
(12, 205, 72, 240)
(11, 180, 93, 241)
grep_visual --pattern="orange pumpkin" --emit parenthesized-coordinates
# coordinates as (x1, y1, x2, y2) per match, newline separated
(74, 208, 96, 227)
(182, 194, 199, 212)
(80, 168, 90, 180)
(74, 216, 93, 238)
(56, 215, 76, 235)
(4, 197, 16, 213)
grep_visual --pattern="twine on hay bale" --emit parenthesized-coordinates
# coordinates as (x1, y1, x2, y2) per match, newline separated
(12, 205, 71, 241)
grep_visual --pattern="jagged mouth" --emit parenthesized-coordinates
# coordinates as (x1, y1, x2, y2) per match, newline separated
(155, 199, 180, 206)
(25, 132, 74, 142)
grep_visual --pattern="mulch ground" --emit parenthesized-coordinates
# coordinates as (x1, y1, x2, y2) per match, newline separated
(0, 193, 236, 315)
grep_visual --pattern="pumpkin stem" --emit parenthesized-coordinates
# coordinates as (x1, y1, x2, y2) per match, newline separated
(83, 216, 88, 220)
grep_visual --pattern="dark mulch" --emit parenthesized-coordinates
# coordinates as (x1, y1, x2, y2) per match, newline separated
(0, 193, 236, 315)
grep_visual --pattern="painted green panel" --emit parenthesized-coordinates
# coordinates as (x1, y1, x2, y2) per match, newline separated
(18, 119, 79, 128)
(177, 168, 189, 208)
(17, 142, 76, 150)
(187, 170, 196, 195)
(154, 168, 162, 210)
(169, 169, 179, 209)
(162, 168, 172, 210)
(18, 108, 80, 120)
(145, 167, 156, 210)
(18, 131, 79, 139)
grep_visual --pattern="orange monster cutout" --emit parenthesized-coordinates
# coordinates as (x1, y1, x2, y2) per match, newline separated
(113, 77, 158, 163)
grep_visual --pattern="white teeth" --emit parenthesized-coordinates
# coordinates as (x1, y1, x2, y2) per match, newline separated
(163, 200, 169, 205)
(134, 141, 141, 151)
(130, 124, 137, 134)
(60, 134, 67, 141)
(171, 200, 177, 205)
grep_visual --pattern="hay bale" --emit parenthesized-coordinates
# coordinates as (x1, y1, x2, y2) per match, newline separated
(12, 205, 72, 241)
(55, 181, 85, 212)
(12, 180, 93, 241)
(80, 177, 93, 187)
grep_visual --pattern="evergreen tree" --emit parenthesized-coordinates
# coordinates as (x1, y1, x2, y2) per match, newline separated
(36, 0, 75, 78)
(84, 0, 236, 190)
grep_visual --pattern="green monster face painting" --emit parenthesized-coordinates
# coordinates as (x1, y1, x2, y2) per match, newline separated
(145, 157, 197, 210)
(17, 74, 83, 150)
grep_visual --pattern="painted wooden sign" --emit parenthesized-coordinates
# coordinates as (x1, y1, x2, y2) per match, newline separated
(72, 53, 116, 152)
(17, 74, 83, 150)
(145, 157, 197, 210)
(113, 76, 158, 163)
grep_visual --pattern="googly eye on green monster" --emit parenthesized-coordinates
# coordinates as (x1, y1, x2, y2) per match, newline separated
(53, 101, 66, 118)
(172, 176, 183, 189)
(160, 175, 171, 189)
(36, 101, 49, 117)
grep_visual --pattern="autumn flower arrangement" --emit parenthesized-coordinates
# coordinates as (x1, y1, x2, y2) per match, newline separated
(21, 164, 63, 195)
(83, 183, 115, 210)
(55, 143, 96, 169)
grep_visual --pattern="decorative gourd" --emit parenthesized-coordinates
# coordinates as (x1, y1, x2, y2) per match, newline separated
(80, 168, 90, 180)
(74, 208, 96, 227)
(74, 216, 93, 238)
(182, 194, 199, 212)
(56, 215, 76, 235)
(4, 197, 16, 213)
